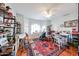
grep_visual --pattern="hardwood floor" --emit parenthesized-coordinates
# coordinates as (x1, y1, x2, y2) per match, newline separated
(16, 42, 78, 56)
(59, 46, 78, 56)
(16, 46, 28, 56)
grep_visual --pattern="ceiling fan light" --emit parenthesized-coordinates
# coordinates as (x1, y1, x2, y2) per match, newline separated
(42, 11, 52, 17)
(46, 14, 52, 17)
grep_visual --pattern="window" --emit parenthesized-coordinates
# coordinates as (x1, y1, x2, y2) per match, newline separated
(31, 24, 40, 34)
(41, 26, 46, 32)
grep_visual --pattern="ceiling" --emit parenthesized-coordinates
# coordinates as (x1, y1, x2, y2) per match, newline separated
(7, 3, 78, 20)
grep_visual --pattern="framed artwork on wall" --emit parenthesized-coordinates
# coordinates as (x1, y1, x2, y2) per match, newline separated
(71, 20, 78, 27)
(64, 21, 72, 27)
(64, 20, 78, 27)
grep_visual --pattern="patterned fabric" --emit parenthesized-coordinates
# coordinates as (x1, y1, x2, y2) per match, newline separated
(33, 41, 59, 56)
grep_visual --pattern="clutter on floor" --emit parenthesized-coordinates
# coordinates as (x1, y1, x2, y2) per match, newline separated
(0, 3, 78, 56)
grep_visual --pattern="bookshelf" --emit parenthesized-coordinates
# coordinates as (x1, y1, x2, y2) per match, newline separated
(0, 3, 16, 56)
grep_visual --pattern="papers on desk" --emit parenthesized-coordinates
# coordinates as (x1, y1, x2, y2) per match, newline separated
(54, 35, 67, 46)
(0, 37, 8, 46)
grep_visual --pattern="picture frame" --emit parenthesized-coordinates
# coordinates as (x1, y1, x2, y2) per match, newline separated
(64, 21, 72, 27)
(64, 20, 78, 27)
(71, 20, 78, 27)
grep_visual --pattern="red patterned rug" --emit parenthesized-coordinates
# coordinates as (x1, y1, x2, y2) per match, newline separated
(33, 41, 59, 56)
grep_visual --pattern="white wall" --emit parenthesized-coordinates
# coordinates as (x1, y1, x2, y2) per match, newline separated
(24, 18, 29, 33)
(51, 10, 78, 32)
(23, 10, 78, 34)
(15, 14, 52, 35)
(16, 13, 24, 33)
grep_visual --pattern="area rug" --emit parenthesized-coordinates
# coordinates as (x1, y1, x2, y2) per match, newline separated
(33, 41, 59, 56)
